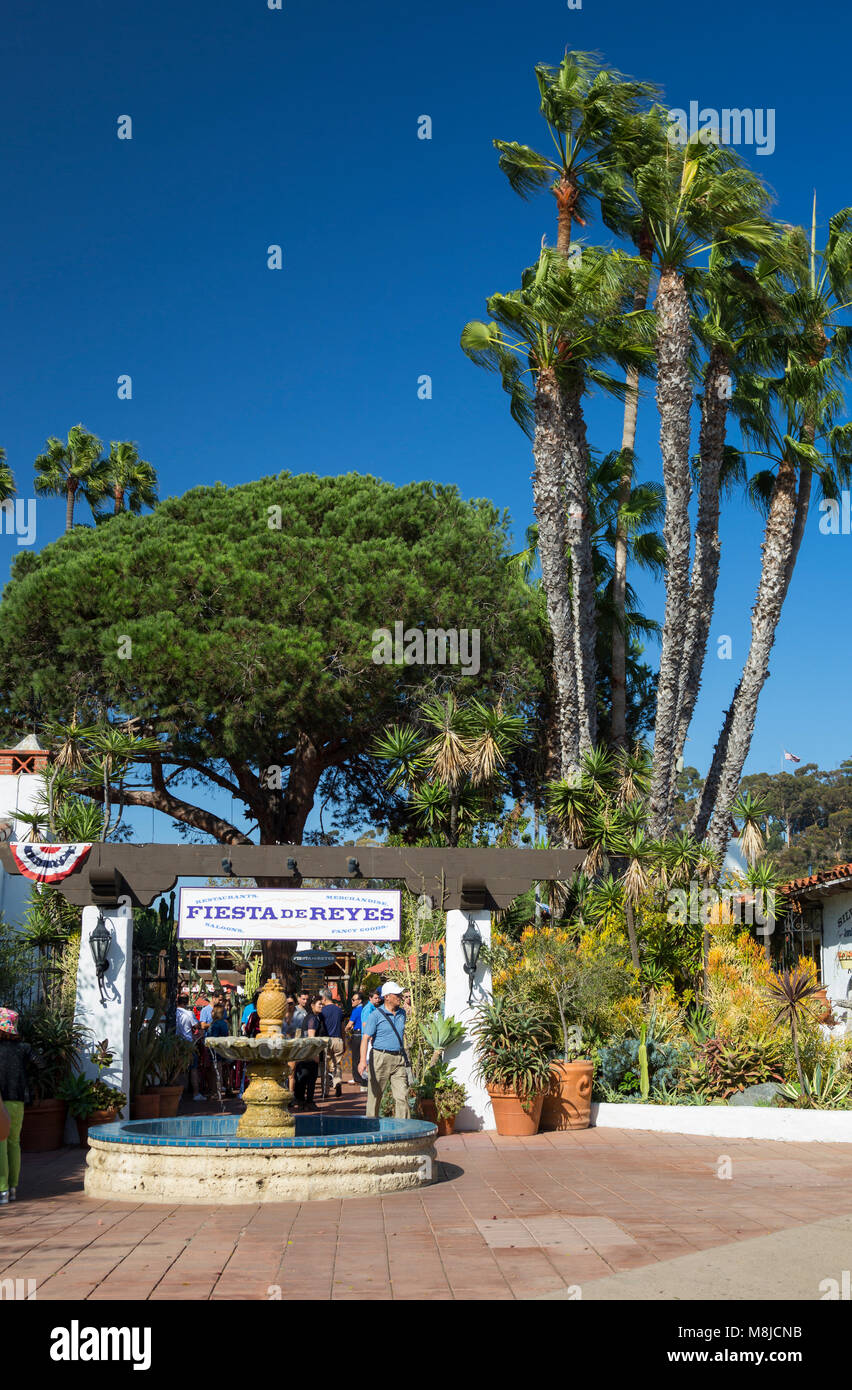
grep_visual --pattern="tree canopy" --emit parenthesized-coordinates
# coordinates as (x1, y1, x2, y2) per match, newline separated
(0, 471, 541, 843)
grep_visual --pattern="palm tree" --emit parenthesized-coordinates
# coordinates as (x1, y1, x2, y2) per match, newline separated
(0, 448, 15, 503)
(495, 56, 660, 754)
(700, 208, 852, 855)
(636, 136, 774, 838)
(599, 106, 669, 746)
(669, 248, 784, 786)
(105, 441, 158, 514)
(515, 449, 664, 750)
(33, 424, 107, 531)
(494, 53, 659, 256)
(462, 247, 652, 772)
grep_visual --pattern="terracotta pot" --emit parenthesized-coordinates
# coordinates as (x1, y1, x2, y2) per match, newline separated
(436, 1113, 457, 1137)
(814, 987, 832, 1024)
(486, 1084, 544, 1137)
(144, 1084, 183, 1118)
(76, 1109, 119, 1146)
(130, 1093, 161, 1121)
(540, 1059, 595, 1132)
(419, 1098, 437, 1124)
(21, 1099, 68, 1153)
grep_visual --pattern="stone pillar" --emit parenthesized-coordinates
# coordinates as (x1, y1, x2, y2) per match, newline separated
(68, 904, 134, 1139)
(443, 908, 494, 1131)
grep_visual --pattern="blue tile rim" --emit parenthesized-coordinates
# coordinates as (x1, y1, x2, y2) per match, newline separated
(87, 1114, 437, 1149)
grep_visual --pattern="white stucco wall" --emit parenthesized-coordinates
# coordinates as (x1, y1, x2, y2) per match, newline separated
(819, 888, 852, 1010)
(67, 904, 134, 1141)
(443, 908, 494, 1131)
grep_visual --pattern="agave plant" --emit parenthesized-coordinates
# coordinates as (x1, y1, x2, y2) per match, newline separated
(778, 1062, 852, 1110)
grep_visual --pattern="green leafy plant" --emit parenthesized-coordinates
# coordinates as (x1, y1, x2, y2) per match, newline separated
(19, 1005, 90, 1101)
(129, 994, 165, 1096)
(777, 1063, 852, 1110)
(149, 1032, 195, 1086)
(419, 1013, 465, 1070)
(435, 1078, 466, 1119)
(57, 1072, 126, 1118)
(472, 997, 553, 1111)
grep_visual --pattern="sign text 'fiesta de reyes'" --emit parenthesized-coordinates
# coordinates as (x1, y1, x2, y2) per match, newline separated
(177, 887, 401, 941)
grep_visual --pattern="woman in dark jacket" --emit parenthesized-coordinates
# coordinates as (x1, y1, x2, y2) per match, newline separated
(0, 1008, 33, 1204)
(291, 995, 327, 1112)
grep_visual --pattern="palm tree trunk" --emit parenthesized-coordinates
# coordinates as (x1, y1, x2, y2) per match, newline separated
(114, 485, 123, 514)
(611, 230, 654, 749)
(555, 177, 578, 256)
(671, 346, 731, 800)
(691, 683, 739, 843)
(560, 375, 598, 753)
(65, 484, 76, 532)
(648, 267, 694, 838)
(532, 367, 581, 779)
(706, 455, 799, 859)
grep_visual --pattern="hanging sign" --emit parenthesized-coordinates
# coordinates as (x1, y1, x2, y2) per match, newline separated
(293, 950, 338, 968)
(10, 842, 93, 883)
(178, 886, 401, 942)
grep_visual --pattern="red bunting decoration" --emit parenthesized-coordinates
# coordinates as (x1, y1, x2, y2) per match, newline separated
(10, 842, 93, 883)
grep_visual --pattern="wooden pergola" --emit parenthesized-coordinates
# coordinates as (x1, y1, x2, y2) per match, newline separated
(0, 842, 585, 911)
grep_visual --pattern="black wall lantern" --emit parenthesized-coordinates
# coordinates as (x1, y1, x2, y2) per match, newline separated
(461, 917, 482, 1004)
(89, 913, 112, 1007)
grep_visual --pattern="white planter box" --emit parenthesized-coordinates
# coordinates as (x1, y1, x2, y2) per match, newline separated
(591, 1100, 852, 1143)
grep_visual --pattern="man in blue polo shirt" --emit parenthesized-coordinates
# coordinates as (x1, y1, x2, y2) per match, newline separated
(359, 982, 410, 1119)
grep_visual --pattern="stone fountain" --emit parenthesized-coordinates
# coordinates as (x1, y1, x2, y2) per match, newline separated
(82, 973, 437, 1203)
(206, 975, 327, 1137)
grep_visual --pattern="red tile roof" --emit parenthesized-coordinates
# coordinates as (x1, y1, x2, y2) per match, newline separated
(373, 940, 442, 975)
(781, 863, 852, 896)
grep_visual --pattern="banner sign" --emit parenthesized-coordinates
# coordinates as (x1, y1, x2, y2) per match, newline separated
(10, 842, 93, 884)
(177, 887, 401, 942)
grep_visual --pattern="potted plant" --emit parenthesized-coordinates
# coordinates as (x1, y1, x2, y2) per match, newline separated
(129, 996, 164, 1119)
(145, 1033, 195, 1117)
(19, 1005, 89, 1152)
(510, 926, 620, 1131)
(472, 998, 552, 1136)
(417, 1060, 453, 1125)
(434, 1075, 466, 1136)
(58, 1073, 127, 1146)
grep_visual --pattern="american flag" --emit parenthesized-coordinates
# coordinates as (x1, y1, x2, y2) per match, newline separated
(783, 749, 800, 763)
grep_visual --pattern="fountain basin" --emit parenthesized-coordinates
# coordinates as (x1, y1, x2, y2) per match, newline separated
(205, 1036, 327, 1063)
(84, 1114, 438, 1204)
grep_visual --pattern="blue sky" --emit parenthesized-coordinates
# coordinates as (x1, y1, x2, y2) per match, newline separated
(1, 0, 848, 841)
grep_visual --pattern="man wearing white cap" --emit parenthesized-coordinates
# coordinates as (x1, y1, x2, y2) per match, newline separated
(358, 982, 411, 1119)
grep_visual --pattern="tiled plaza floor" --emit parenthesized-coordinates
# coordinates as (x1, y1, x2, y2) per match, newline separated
(5, 1086, 852, 1301)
